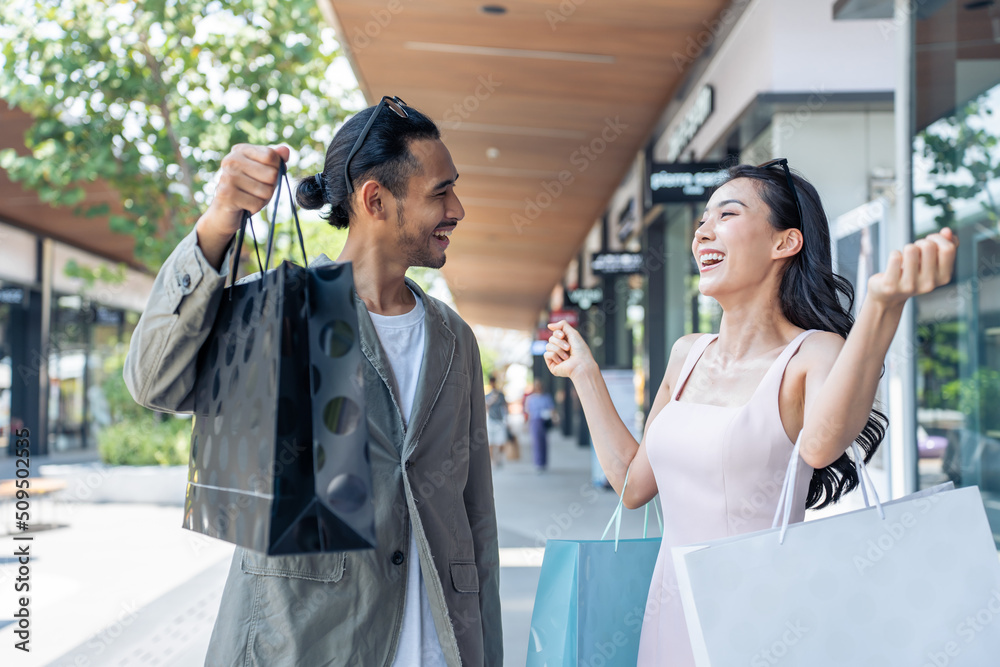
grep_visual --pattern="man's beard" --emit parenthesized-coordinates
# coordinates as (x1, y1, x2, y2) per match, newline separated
(396, 206, 446, 269)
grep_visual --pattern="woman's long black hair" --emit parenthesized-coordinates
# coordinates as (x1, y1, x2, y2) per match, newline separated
(296, 101, 440, 228)
(722, 163, 889, 510)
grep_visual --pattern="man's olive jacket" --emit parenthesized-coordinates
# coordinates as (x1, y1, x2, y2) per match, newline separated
(123, 229, 502, 666)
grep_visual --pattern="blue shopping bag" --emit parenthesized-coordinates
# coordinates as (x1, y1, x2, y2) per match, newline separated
(527, 471, 661, 666)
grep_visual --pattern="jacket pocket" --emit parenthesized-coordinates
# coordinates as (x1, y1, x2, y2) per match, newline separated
(444, 369, 470, 389)
(240, 550, 346, 583)
(450, 561, 479, 593)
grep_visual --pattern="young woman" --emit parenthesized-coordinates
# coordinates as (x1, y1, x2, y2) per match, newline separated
(543, 160, 957, 665)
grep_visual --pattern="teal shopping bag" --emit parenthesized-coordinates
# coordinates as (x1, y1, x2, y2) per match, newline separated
(527, 470, 661, 666)
(527, 537, 660, 666)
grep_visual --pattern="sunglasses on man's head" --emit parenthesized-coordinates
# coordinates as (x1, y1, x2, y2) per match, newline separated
(343, 95, 409, 194)
(756, 158, 803, 229)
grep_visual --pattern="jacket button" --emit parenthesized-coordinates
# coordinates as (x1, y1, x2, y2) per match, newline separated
(404, 460, 413, 470)
(182, 274, 191, 289)
(391, 550, 405, 565)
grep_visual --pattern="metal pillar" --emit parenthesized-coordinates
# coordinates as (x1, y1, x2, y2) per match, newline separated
(886, 0, 917, 498)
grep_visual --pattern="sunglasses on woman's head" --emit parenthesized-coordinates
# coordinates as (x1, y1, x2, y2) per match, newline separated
(343, 95, 409, 194)
(756, 158, 803, 229)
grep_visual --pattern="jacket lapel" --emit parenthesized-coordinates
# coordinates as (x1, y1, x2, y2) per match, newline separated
(401, 278, 455, 459)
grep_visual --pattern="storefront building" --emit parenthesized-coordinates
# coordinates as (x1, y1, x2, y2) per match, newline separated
(896, 0, 1000, 535)
(552, 0, 1000, 538)
(0, 219, 151, 459)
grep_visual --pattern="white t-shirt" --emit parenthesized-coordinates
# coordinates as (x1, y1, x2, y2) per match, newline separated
(369, 289, 447, 667)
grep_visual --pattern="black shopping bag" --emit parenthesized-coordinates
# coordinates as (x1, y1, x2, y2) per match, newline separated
(182, 161, 376, 554)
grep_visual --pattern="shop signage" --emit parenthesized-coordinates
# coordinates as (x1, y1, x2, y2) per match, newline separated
(0, 287, 25, 305)
(95, 306, 124, 326)
(649, 162, 728, 204)
(533, 326, 555, 356)
(549, 309, 579, 327)
(591, 252, 645, 275)
(566, 287, 603, 309)
(616, 198, 637, 242)
(665, 85, 714, 162)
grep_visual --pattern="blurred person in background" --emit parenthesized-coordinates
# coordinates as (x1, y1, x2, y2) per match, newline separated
(523, 378, 555, 473)
(543, 160, 957, 665)
(485, 373, 508, 467)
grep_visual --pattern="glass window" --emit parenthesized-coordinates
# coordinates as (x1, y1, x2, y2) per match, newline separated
(47, 293, 137, 454)
(912, 1, 1000, 540)
(48, 294, 89, 452)
(0, 285, 21, 454)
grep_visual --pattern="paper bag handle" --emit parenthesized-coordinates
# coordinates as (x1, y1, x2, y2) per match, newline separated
(228, 159, 309, 292)
(771, 434, 885, 545)
(601, 465, 663, 552)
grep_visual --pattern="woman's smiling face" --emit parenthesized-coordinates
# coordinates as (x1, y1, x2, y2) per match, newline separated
(692, 177, 800, 299)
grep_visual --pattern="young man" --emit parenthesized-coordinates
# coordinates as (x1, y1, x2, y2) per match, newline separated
(123, 99, 501, 666)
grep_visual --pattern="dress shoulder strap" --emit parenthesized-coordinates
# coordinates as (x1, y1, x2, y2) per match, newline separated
(774, 329, 820, 371)
(752, 329, 822, 400)
(670, 333, 719, 402)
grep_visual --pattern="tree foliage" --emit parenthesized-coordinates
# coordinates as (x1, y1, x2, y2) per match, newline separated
(0, 0, 350, 271)
(916, 91, 1000, 230)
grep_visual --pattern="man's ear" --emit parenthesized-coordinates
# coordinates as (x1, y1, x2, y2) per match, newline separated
(359, 180, 387, 220)
(774, 228, 803, 260)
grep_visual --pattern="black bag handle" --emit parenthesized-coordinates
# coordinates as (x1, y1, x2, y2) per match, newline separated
(228, 159, 309, 292)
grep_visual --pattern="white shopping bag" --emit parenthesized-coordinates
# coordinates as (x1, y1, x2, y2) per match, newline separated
(673, 437, 1000, 667)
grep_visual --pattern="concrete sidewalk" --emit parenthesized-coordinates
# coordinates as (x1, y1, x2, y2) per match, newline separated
(0, 426, 655, 667)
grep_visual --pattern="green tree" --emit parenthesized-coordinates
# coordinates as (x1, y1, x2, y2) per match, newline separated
(915, 90, 1000, 230)
(943, 367, 1000, 434)
(916, 320, 963, 410)
(240, 216, 348, 273)
(0, 0, 349, 271)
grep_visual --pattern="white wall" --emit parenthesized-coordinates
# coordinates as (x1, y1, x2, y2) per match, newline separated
(654, 0, 775, 162)
(653, 0, 896, 163)
(0, 220, 154, 313)
(770, 0, 897, 94)
(0, 221, 38, 285)
(773, 110, 895, 221)
(52, 243, 154, 314)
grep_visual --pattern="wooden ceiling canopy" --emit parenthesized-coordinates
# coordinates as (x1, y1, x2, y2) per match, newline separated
(0, 2, 732, 320)
(320, 0, 730, 329)
(0, 102, 141, 271)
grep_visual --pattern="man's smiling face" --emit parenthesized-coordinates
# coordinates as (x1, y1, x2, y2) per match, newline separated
(391, 138, 464, 270)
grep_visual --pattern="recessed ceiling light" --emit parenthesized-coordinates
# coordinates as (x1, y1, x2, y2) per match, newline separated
(481, 5, 507, 14)
(437, 120, 588, 140)
(404, 42, 615, 64)
(486, 147, 501, 160)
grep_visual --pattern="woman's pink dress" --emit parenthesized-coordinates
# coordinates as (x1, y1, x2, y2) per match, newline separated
(637, 330, 818, 666)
